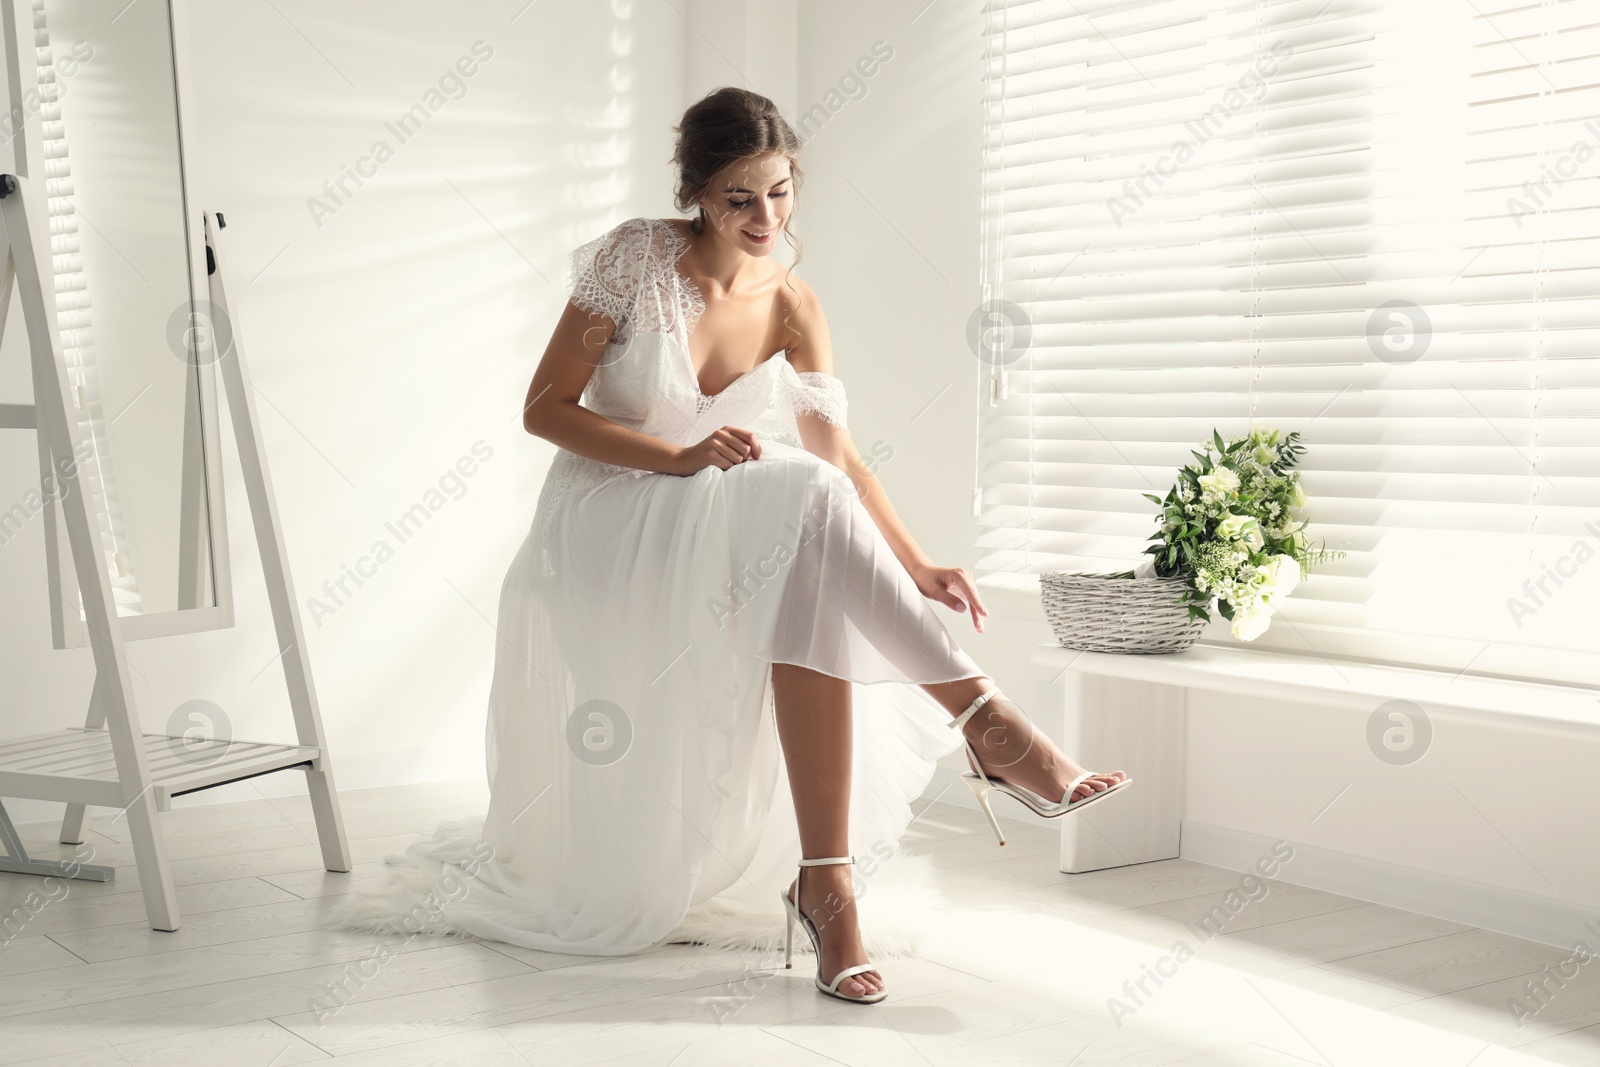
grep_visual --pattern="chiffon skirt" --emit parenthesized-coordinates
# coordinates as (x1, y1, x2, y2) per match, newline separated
(398, 440, 985, 954)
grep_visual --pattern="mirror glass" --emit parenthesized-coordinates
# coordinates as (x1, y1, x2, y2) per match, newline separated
(41, 0, 215, 616)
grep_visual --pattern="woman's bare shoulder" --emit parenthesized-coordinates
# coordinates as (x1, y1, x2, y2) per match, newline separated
(785, 271, 826, 338)
(776, 269, 832, 374)
(774, 266, 819, 314)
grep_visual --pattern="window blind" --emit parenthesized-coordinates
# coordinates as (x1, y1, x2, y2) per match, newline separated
(977, 0, 1600, 685)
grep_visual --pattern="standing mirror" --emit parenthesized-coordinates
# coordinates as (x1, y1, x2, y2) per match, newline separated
(23, 0, 232, 646)
(0, 0, 348, 934)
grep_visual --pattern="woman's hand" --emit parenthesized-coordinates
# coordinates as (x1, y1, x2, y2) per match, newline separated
(912, 562, 989, 633)
(671, 426, 762, 475)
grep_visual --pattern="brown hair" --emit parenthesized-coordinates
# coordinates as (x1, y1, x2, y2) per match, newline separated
(671, 87, 805, 342)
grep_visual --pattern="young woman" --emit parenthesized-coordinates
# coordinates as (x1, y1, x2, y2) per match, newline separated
(368, 87, 1129, 1006)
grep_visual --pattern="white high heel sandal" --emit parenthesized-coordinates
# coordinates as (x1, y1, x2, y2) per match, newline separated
(950, 687, 1133, 846)
(780, 855, 887, 1005)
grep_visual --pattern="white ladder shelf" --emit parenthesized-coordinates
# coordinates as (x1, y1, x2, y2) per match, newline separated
(0, 729, 322, 812)
(0, 172, 352, 928)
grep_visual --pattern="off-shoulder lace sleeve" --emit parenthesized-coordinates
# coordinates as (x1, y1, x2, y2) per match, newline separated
(780, 369, 848, 428)
(566, 218, 651, 334)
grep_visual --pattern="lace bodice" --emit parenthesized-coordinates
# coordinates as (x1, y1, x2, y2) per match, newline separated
(531, 216, 850, 545)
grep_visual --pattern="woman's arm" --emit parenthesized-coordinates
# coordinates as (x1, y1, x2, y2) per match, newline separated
(781, 278, 990, 632)
(522, 301, 673, 471)
(522, 301, 758, 476)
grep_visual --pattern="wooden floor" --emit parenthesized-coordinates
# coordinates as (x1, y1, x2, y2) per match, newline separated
(1, 779, 1595, 1066)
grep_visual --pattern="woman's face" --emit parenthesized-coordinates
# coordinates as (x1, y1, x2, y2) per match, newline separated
(698, 151, 793, 257)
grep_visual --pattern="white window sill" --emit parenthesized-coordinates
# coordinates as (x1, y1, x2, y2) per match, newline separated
(1029, 642, 1599, 728)
(975, 574, 1600, 728)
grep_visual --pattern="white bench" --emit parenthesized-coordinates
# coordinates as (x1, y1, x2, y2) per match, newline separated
(1030, 642, 1600, 875)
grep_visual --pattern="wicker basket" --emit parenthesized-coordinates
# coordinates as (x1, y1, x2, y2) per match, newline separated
(1040, 571, 1211, 654)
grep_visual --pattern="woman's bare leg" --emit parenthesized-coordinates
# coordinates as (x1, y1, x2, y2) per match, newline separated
(770, 662, 883, 999)
(921, 676, 1127, 804)
(768, 667, 1122, 1000)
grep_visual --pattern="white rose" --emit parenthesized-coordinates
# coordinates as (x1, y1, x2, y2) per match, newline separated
(1288, 478, 1307, 509)
(1259, 553, 1302, 605)
(1252, 441, 1277, 466)
(1274, 552, 1303, 590)
(1198, 467, 1240, 496)
(1215, 512, 1257, 542)
(1230, 606, 1274, 641)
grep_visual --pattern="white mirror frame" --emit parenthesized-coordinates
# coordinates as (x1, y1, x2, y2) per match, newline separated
(26, 0, 236, 647)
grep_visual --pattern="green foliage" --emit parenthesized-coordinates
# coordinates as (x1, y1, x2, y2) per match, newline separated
(1131, 426, 1345, 630)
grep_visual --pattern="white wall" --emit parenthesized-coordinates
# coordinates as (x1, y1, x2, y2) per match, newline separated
(791, 2, 987, 583)
(1186, 689, 1600, 928)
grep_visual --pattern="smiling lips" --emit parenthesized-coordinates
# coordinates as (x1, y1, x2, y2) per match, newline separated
(742, 228, 773, 244)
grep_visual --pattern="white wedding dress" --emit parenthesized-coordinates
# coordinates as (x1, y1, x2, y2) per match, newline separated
(365, 216, 986, 956)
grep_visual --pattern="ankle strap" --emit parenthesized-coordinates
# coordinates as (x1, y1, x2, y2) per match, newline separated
(950, 688, 1003, 731)
(798, 855, 854, 866)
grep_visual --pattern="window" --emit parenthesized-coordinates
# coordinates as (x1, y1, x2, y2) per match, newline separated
(977, 0, 1600, 685)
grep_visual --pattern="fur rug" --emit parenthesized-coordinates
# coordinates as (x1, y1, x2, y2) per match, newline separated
(329, 849, 952, 960)
(329, 857, 488, 942)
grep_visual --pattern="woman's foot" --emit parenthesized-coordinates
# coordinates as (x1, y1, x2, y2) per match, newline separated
(786, 861, 883, 999)
(957, 691, 1127, 805)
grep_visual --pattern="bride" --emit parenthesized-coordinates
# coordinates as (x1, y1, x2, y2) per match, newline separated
(364, 86, 1130, 1005)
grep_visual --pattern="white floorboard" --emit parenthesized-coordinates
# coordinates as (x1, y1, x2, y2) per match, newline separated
(0, 779, 1592, 1066)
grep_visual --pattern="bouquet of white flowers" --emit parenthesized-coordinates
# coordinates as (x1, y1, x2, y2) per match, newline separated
(1110, 427, 1342, 641)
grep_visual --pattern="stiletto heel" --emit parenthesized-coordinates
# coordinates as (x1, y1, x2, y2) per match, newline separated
(777, 854, 886, 1004)
(963, 774, 1009, 846)
(950, 687, 1133, 847)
